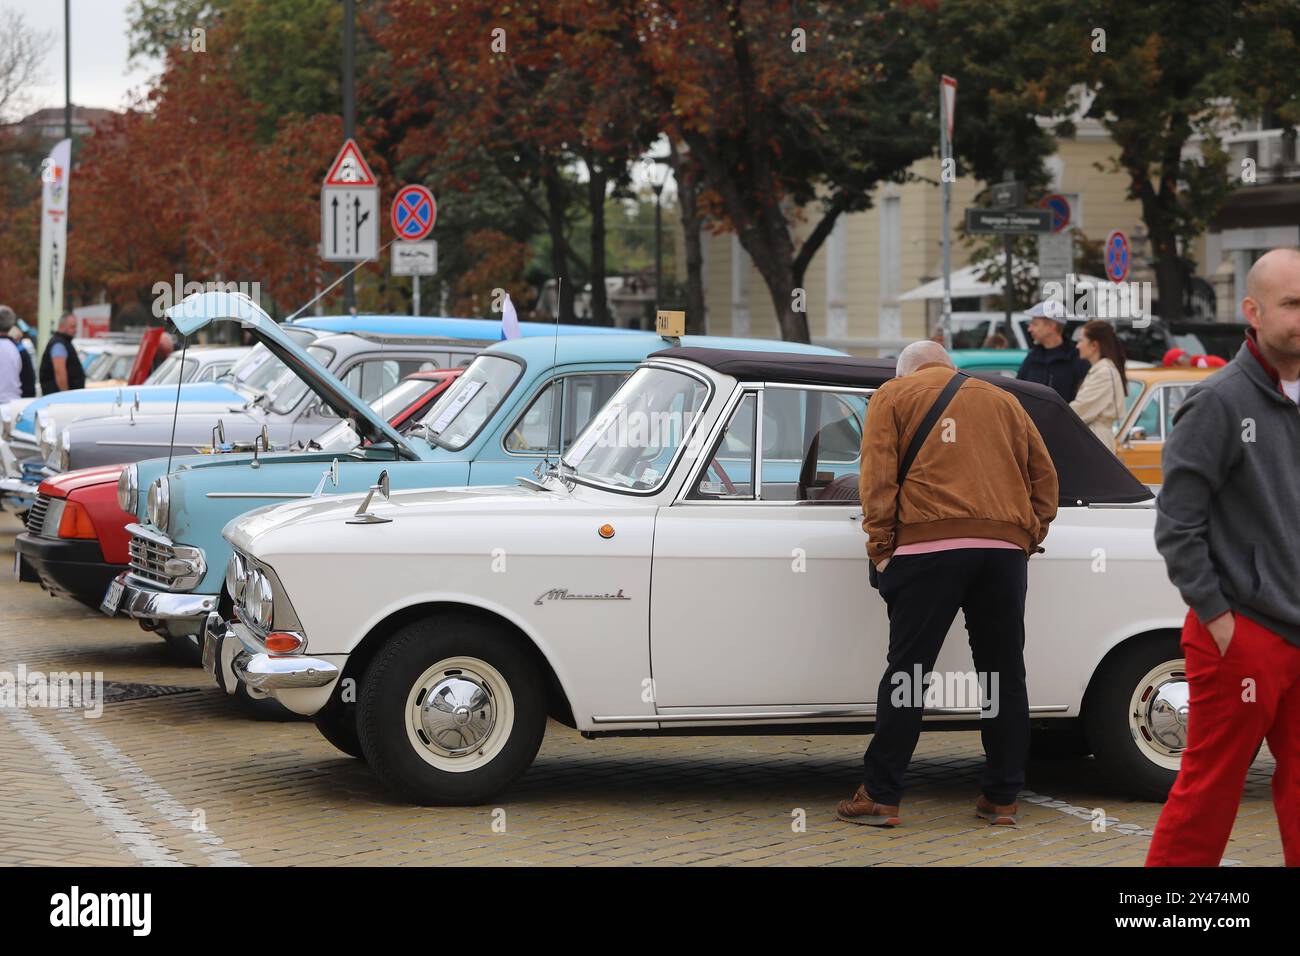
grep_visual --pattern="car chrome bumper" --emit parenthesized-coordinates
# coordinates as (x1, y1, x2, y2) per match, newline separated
(225, 619, 339, 691)
(100, 570, 217, 621)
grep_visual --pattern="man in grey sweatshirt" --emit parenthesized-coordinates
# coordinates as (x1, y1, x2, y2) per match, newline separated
(1148, 247, 1300, 867)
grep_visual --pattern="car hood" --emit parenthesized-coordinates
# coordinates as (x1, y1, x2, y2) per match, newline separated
(167, 291, 416, 459)
(13, 383, 242, 436)
(38, 463, 124, 497)
(226, 482, 609, 554)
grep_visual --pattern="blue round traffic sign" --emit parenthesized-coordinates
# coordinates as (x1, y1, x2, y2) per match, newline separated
(1040, 193, 1071, 233)
(1105, 230, 1130, 282)
(391, 185, 436, 241)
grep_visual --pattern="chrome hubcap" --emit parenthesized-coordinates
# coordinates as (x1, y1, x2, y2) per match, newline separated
(416, 671, 496, 757)
(1131, 663, 1189, 764)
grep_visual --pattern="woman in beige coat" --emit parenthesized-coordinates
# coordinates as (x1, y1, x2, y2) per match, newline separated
(1070, 320, 1128, 454)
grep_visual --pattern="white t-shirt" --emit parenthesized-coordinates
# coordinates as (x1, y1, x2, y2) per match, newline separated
(1282, 378, 1300, 405)
(0, 338, 23, 402)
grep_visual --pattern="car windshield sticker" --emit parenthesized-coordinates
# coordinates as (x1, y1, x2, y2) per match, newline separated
(428, 379, 484, 434)
(565, 402, 624, 467)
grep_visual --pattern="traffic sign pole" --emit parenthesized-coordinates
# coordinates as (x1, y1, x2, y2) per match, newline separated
(940, 75, 958, 347)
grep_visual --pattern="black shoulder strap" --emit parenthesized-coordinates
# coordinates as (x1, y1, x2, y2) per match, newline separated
(897, 371, 967, 485)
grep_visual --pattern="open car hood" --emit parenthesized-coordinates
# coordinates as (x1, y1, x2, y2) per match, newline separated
(166, 291, 416, 459)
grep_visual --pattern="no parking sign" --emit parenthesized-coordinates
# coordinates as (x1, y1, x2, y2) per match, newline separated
(1105, 230, 1131, 283)
(391, 185, 437, 241)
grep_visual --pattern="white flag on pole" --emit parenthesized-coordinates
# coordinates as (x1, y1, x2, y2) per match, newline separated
(38, 138, 72, 354)
(501, 292, 520, 340)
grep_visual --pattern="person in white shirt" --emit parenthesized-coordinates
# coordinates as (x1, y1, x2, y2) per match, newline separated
(0, 305, 24, 402)
(1070, 320, 1128, 454)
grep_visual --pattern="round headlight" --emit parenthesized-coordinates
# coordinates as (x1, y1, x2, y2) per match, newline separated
(146, 477, 170, 530)
(241, 568, 274, 631)
(38, 419, 56, 462)
(117, 465, 138, 513)
(225, 552, 247, 605)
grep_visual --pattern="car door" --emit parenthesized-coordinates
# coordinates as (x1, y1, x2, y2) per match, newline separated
(1118, 383, 1166, 484)
(469, 370, 629, 485)
(649, 382, 885, 710)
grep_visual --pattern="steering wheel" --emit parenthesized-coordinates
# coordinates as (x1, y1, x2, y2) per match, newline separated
(710, 459, 737, 495)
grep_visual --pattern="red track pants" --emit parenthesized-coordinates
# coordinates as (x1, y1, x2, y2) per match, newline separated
(1146, 610, 1300, 866)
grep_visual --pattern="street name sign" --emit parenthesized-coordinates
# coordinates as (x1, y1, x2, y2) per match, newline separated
(965, 208, 1053, 235)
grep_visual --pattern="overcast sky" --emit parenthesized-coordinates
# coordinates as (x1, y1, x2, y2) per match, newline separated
(5, 0, 161, 114)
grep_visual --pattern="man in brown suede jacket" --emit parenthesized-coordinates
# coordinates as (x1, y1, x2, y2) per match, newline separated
(837, 341, 1058, 828)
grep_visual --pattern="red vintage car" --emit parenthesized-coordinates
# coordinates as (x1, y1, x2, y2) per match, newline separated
(16, 369, 461, 609)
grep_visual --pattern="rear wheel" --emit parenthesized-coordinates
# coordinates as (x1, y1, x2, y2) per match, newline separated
(1084, 633, 1184, 801)
(357, 615, 547, 805)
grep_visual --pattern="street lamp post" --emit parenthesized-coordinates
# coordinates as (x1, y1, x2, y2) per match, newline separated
(652, 179, 664, 314)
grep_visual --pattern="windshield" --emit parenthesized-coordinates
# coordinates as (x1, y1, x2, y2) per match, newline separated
(267, 344, 335, 414)
(561, 366, 709, 493)
(416, 354, 521, 450)
(144, 353, 195, 385)
(311, 376, 439, 451)
(84, 352, 115, 380)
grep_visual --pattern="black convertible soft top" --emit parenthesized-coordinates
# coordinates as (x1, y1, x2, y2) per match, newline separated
(650, 346, 1153, 506)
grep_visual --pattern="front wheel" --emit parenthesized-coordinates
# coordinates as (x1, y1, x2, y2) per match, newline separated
(357, 615, 547, 805)
(1084, 633, 1185, 801)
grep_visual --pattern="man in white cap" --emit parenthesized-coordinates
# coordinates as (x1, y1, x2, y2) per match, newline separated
(1015, 299, 1090, 402)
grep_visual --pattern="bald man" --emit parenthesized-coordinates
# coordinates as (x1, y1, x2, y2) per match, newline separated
(838, 340, 1058, 827)
(1148, 247, 1300, 867)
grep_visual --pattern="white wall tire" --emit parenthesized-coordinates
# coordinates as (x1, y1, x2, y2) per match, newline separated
(357, 614, 546, 805)
(1084, 632, 1183, 801)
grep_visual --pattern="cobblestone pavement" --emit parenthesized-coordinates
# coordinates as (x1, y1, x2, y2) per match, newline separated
(0, 517, 1285, 866)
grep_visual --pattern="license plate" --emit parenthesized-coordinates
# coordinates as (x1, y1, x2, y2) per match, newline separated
(201, 619, 219, 679)
(100, 578, 125, 616)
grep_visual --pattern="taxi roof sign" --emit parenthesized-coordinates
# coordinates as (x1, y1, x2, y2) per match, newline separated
(656, 310, 685, 338)
(323, 138, 377, 186)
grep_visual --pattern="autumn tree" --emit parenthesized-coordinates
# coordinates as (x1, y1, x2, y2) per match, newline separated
(1066, 0, 1300, 318)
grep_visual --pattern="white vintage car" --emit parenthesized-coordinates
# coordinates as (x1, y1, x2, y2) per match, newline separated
(215, 347, 1187, 805)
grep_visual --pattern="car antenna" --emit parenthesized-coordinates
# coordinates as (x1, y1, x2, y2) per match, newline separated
(165, 326, 187, 474)
(543, 277, 562, 478)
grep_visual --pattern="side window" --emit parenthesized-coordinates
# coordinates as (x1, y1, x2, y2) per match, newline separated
(1161, 384, 1192, 437)
(1124, 379, 1144, 416)
(688, 392, 757, 499)
(504, 373, 628, 454)
(341, 358, 432, 403)
(1130, 388, 1161, 439)
(688, 387, 867, 502)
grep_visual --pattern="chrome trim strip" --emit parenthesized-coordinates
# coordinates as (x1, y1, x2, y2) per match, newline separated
(591, 705, 1070, 723)
(206, 492, 311, 499)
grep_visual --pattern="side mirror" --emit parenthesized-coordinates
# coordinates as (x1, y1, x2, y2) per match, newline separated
(348, 469, 393, 524)
(212, 418, 226, 448)
(311, 458, 340, 497)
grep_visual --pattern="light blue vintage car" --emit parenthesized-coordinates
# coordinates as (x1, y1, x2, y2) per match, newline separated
(103, 292, 840, 715)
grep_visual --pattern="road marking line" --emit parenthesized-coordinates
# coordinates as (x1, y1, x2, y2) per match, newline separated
(3, 709, 182, 866)
(1019, 789, 1240, 865)
(62, 712, 247, 867)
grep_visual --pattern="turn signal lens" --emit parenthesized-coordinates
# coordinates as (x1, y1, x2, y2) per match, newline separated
(265, 632, 303, 654)
(57, 500, 96, 539)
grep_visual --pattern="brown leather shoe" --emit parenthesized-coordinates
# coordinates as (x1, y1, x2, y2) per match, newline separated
(974, 794, 1019, 826)
(836, 784, 902, 827)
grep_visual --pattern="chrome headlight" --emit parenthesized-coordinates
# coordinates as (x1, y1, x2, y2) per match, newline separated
(117, 464, 138, 513)
(38, 419, 57, 462)
(146, 476, 170, 530)
(1, 407, 13, 441)
(225, 551, 248, 605)
(58, 431, 71, 472)
(240, 567, 274, 632)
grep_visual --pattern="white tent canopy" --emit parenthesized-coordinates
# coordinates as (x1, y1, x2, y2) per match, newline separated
(900, 264, 1115, 302)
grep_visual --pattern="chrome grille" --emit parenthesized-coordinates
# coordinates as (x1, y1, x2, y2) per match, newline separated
(26, 495, 50, 535)
(129, 533, 178, 586)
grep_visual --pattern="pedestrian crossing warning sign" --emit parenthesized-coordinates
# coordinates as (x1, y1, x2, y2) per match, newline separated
(323, 138, 377, 186)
